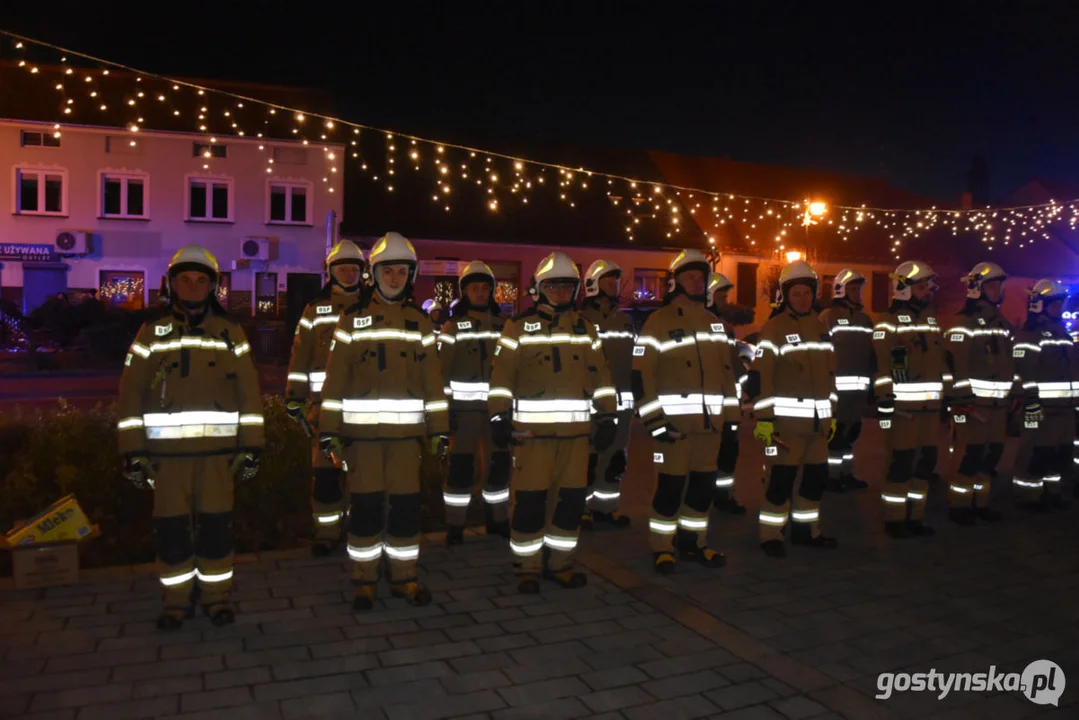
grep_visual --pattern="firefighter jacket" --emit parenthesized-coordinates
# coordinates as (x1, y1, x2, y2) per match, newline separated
(710, 306, 748, 401)
(633, 300, 741, 437)
(819, 299, 875, 401)
(488, 304, 616, 439)
(872, 302, 948, 412)
(1014, 315, 1079, 409)
(285, 286, 358, 404)
(438, 310, 505, 413)
(319, 294, 449, 441)
(117, 308, 265, 457)
(749, 308, 837, 434)
(581, 296, 637, 413)
(944, 300, 1016, 410)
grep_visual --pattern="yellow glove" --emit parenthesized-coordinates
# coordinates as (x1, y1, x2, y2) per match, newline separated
(753, 420, 775, 445)
(828, 419, 837, 442)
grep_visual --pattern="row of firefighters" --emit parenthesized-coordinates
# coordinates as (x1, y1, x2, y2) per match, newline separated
(116, 235, 1078, 629)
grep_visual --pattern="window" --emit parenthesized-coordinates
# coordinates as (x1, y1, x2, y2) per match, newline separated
(736, 263, 758, 306)
(256, 272, 278, 317)
(872, 272, 891, 312)
(187, 176, 233, 222)
(216, 272, 231, 309)
(267, 181, 311, 225)
(21, 130, 61, 148)
(633, 268, 665, 303)
(14, 168, 67, 216)
(101, 173, 148, 219)
(193, 143, 227, 159)
(99, 270, 145, 311)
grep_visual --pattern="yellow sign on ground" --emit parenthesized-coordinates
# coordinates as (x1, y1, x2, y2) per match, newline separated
(4, 494, 94, 547)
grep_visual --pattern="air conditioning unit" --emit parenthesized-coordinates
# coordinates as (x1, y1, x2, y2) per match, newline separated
(54, 230, 92, 255)
(239, 237, 270, 261)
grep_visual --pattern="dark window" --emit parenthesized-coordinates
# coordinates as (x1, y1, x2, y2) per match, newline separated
(44, 175, 63, 213)
(127, 179, 145, 216)
(189, 182, 207, 218)
(21, 131, 42, 146)
(736, 263, 757, 306)
(19, 173, 38, 212)
(872, 272, 891, 312)
(211, 184, 230, 218)
(270, 186, 287, 222)
(43, 133, 60, 148)
(103, 178, 122, 215)
(290, 186, 307, 223)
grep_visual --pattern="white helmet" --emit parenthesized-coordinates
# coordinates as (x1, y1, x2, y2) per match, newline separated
(532, 252, 580, 309)
(369, 231, 418, 279)
(166, 244, 220, 305)
(666, 249, 711, 298)
(422, 298, 442, 314)
(706, 272, 733, 308)
(458, 260, 495, 295)
(833, 268, 865, 299)
(891, 260, 936, 302)
(584, 259, 622, 298)
(325, 240, 365, 274)
(1028, 279, 1069, 314)
(776, 260, 818, 304)
(964, 261, 1007, 301)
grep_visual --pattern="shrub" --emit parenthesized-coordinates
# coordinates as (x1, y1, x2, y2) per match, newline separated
(0, 396, 449, 572)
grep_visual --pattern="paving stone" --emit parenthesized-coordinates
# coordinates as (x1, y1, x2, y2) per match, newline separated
(279, 691, 356, 718)
(642, 669, 730, 699)
(707, 704, 788, 720)
(623, 694, 720, 720)
(534, 620, 622, 644)
(388, 629, 450, 648)
(74, 696, 178, 719)
(130, 676, 205, 698)
(497, 676, 591, 707)
(449, 651, 513, 675)
(716, 663, 769, 684)
(580, 642, 665, 671)
(28, 682, 133, 712)
(508, 639, 589, 665)
(383, 690, 506, 720)
(342, 620, 421, 639)
(767, 695, 828, 719)
(181, 687, 254, 713)
(273, 654, 379, 681)
(159, 700, 285, 720)
(446, 622, 504, 641)
(499, 613, 575, 634)
(226, 646, 311, 670)
(379, 640, 480, 667)
(637, 648, 740, 679)
(253, 672, 369, 701)
(476, 633, 536, 652)
(582, 665, 650, 691)
(15, 711, 77, 720)
(113, 655, 223, 682)
(160, 639, 244, 661)
(366, 661, 455, 687)
(502, 658, 591, 685)
(490, 697, 592, 720)
(245, 627, 345, 652)
(585, 629, 662, 652)
(580, 685, 655, 713)
(308, 636, 392, 659)
(704, 681, 780, 711)
(0, 694, 28, 716)
(203, 667, 273, 691)
(351, 679, 449, 710)
(0, 668, 110, 697)
(45, 646, 158, 673)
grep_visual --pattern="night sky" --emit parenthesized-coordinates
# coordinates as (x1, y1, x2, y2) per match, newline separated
(3, 0, 1077, 202)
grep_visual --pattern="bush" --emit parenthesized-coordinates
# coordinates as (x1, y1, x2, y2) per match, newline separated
(0, 397, 449, 572)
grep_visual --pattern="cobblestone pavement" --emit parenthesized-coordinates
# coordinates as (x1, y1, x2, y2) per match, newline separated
(2, 424, 1077, 719)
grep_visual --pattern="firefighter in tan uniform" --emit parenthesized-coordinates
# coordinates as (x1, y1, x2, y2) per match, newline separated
(489, 252, 618, 593)
(873, 261, 946, 538)
(819, 269, 873, 492)
(1013, 280, 1076, 510)
(440, 261, 511, 544)
(749, 261, 838, 558)
(580, 259, 635, 529)
(708, 272, 747, 515)
(285, 240, 366, 556)
(319, 232, 449, 610)
(944, 262, 1014, 525)
(634, 250, 738, 573)
(117, 245, 264, 629)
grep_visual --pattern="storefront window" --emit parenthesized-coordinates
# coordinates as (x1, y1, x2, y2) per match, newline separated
(99, 270, 145, 310)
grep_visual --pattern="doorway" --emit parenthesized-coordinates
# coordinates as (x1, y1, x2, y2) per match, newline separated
(22, 264, 69, 313)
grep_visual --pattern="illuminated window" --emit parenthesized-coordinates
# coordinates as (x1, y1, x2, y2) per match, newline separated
(99, 270, 145, 310)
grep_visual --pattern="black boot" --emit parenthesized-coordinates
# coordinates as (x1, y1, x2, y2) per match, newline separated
(544, 568, 588, 589)
(843, 474, 869, 490)
(446, 526, 465, 547)
(484, 505, 511, 538)
(974, 507, 1002, 522)
(391, 582, 433, 606)
(761, 539, 786, 558)
(714, 495, 748, 515)
(885, 521, 914, 539)
(592, 511, 632, 528)
(653, 552, 677, 574)
(203, 602, 236, 627)
(791, 525, 838, 548)
(906, 520, 935, 536)
(682, 546, 727, 567)
(517, 575, 541, 594)
(580, 511, 594, 532)
(949, 507, 977, 526)
(352, 585, 376, 611)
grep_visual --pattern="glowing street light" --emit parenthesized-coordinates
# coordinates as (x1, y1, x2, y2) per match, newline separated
(785, 250, 804, 264)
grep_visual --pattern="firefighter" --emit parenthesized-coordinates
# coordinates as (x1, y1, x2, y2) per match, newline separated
(117, 244, 263, 629)
(285, 240, 366, 556)
(873, 260, 946, 538)
(440, 260, 511, 544)
(819, 269, 873, 492)
(319, 232, 449, 610)
(489, 252, 618, 593)
(749, 260, 838, 558)
(944, 262, 1014, 525)
(634, 250, 738, 573)
(580, 259, 636, 529)
(1013, 280, 1076, 510)
(707, 272, 747, 515)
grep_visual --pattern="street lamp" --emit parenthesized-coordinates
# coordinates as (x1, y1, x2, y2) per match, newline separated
(808, 201, 827, 218)
(785, 250, 803, 264)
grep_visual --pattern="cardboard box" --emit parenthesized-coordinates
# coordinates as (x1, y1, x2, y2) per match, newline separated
(4, 495, 93, 547)
(11, 541, 79, 589)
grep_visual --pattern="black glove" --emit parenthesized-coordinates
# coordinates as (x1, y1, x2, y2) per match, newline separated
(491, 411, 513, 449)
(648, 418, 680, 444)
(593, 413, 618, 453)
(890, 346, 909, 384)
(320, 433, 344, 457)
(123, 455, 153, 489)
(286, 401, 304, 421)
(230, 451, 260, 482)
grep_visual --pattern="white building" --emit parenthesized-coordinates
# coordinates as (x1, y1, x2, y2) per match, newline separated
(0, 120, 344, 316)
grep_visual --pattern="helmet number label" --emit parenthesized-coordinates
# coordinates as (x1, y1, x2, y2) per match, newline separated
(155, 324, 172, 336)
(354, 316, 373, 329)
(316, 305, 333, 314)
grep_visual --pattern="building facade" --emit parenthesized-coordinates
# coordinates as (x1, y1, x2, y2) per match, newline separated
(0, 120, 344, 316)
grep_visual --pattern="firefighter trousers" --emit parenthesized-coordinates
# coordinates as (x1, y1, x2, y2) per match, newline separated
(443, 411, 511, 527)
(758, 426, 828, 541)
(510, 436, 589, 576)
(310, 428, 346, 543)
(649, 431, 722, 553)
(152, 455, 235, 610)
(714, 421, 740, 502)
(1014, 407, 1075, 502)
(949, 407, 1007, 509)
(343, 438, 423, 586)
(827, 420, 863, 481)
(880, 412, 939, 522)
(587, 408, 633, 513)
